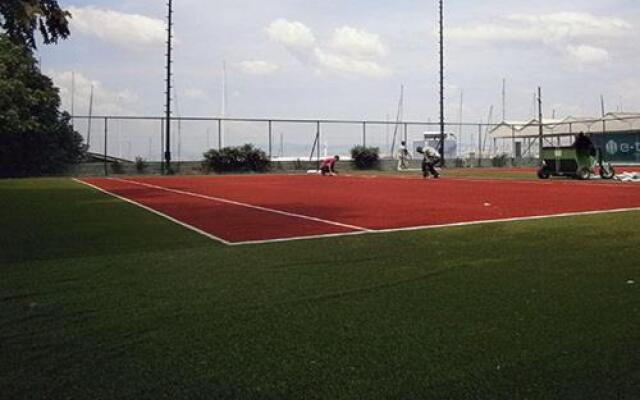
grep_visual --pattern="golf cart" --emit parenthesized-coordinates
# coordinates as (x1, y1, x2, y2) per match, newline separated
(537, 145, 615, 180)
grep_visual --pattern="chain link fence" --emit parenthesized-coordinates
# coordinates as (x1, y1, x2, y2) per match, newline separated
(69, 114, 639, 175)
(72, 116, 518, 163)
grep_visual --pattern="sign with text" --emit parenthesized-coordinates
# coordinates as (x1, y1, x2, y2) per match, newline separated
(592, 132, 640, 164)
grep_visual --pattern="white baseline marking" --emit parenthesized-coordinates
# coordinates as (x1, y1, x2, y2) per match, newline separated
(110, 177, 371, 232)
(73, 178, 233, 245)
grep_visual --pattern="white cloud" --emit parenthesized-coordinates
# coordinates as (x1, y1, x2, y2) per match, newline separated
(329, 26, 386, 58)
(565, 45, 609, 65)
(506, 12, 632, 43)
(313, 49, 389, 77)
(449, 12, 631, 68)
(267, 19, 390, 78)
(183, 89, 207, 99)
(267, 19, 316, 54)
(48, 70, 138, 115)
(237, 60, 280, 75)
(450, 12, 632, 44)
(69, 6, 166, 50)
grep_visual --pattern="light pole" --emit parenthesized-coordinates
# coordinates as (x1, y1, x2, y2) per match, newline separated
(438, 0, 445, 166)
(165, 0, 173, 173)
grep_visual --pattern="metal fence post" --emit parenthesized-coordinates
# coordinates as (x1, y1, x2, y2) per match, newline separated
(404, 123, 408, 143)
(104, 117, 109, 176)
(478, 124, 482, 167)
(160, 118, 165, 174)
(268, 120, 273, 159)
(218, 119, 222, 150)
(512, 126, 516, 162)
(317, 121, 321, 169)
(362, 122, 366, 147)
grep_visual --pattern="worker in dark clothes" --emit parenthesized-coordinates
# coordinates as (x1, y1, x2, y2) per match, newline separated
(573, 132, 596, 156)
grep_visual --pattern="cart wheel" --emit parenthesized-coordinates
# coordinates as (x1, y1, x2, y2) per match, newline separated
(537, 167, 550, 179)
(600, 163, 615, 180)
(577, 167, 591, 180)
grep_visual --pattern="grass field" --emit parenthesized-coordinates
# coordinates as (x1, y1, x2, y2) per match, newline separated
(1, 177, 639, 399)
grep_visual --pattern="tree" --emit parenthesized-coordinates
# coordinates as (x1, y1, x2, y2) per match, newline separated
(0, 0, 71, 48)
(0, 34, 84, 177)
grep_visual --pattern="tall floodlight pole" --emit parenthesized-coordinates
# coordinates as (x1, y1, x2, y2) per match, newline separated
(538, 87, 543, 161)
(221, 61, 227, 148)
(502, 78, 506, 121)
(87, 84, 94, 149)
(438, 0, 446, 166)
(164, 0, 173, 173)
(600, 95, 606, 136)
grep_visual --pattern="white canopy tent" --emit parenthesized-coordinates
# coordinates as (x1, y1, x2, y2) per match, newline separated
(486, 113, 640, 159)
(490, 113, 640, 139)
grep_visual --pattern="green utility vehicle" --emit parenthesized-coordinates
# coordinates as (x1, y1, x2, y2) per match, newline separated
(537, 146, 615, 180)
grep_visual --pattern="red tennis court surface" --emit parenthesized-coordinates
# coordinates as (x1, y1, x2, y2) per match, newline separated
(78, 175, 640, 245)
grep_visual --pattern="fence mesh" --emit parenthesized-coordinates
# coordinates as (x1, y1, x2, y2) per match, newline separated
(70, 115, 640, 165)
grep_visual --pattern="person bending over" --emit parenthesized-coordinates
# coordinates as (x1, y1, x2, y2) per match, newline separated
(417, 146, 441, 179)
(320, 155, 340, 176)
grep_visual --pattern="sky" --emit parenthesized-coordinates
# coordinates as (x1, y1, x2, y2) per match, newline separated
(34, 0, 640, 159)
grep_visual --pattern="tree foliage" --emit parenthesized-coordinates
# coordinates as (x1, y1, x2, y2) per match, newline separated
(0, 0, 71, 48)
(0, 35, 84, 177)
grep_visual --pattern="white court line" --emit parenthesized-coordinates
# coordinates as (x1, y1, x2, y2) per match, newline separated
(75, 178, 640, 247)
(341, 173, 640, 189)
(229, 206, 640, 246)
(73, 178, 233, 245)
(109, 177, 371, 232)
(441, 176, 640, 189)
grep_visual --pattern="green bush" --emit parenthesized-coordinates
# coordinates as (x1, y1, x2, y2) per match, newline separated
(110, 160, 124, 174)
(491, 153, 509, 167)
(203, 144, 270, 173)
(350, 145, 380, 169)
(134, 157, 147, 173)
(454, 157, 466, 168)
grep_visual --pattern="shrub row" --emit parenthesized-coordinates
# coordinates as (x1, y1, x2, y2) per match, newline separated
(203, 144, 270, 173)
(350, 146, 380, 169)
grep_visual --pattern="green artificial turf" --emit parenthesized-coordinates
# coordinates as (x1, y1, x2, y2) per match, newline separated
(1, 178, 639, 399)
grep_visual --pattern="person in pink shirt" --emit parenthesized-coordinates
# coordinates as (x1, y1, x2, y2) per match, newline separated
(320, 155, 340, 176)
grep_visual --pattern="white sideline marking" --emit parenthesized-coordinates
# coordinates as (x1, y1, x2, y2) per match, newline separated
(73, 178, 233, 245)
(75, 178, 640, 247)
(228, 206, 640, 246)
(112, 177, 371, 232)
(359, 174, 640, 189)
(442, 177, 637, 189)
